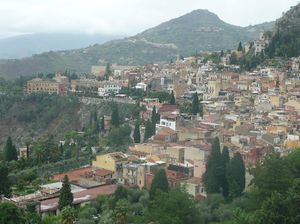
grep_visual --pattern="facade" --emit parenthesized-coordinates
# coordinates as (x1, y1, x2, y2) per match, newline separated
(26, 78, 68, 95)
(92, 152, 128, 172)
(98, 82, 122, 96)
(159, 115, 177, 131)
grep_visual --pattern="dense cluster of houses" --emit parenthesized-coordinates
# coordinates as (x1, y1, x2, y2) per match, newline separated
(19, 35, 300, 215)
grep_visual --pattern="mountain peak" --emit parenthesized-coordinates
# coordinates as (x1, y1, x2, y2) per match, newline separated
(187, 9, 218, 17)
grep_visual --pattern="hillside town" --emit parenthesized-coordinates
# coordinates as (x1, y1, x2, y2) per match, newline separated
(0, 1, 300, 223)
(2, 33, 299, 217)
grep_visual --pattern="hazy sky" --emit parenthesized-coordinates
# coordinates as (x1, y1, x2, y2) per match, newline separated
(0, 0, 298, 38)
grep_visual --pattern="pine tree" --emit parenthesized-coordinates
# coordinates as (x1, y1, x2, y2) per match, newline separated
(144, 119, 153, 141)
(133, 121, 141, 143)
(221, 146, 230, 198)
(111, 104, 120, 127)
(203, 137, 223, 194)
(192, 93, 200, 115)
(4, 137, 18, 162)
(170, 91, 176, 105)
(237, 42, 243, 51)
(150, 169, 169, 198)
(59, 175, 73, 210)
(0, 162, 11, 197)
(226, 152, 246, 200)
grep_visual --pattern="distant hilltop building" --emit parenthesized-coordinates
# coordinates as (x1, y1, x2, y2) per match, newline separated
(26, 77, 69, 95)
(254, 33, 270, 56)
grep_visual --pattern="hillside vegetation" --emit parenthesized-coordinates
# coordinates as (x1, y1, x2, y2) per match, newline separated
(266, 4, 300, 58)
(0, 10, 274, 79)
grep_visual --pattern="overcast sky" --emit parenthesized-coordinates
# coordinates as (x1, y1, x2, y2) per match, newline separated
(0, 0, 298, 38)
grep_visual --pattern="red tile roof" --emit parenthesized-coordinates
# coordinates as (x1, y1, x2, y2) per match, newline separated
(158, 104, 178, 114)
(52, 166, 92, 182)
(41, 184, 117, 212)
(94, 169, 113, 177)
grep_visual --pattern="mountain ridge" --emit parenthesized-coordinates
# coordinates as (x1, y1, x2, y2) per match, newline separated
(0, 33, 124, 59)
(0, 9, 275, 79)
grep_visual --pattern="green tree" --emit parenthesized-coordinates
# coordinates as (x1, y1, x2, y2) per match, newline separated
(221, 146, 230, 198)
(169, 91, 176, 105)
(191, 93, 200, 115)
(133, 121, 141, 143)
(0, 202, 24, 224)
(226, 152, 246, 200)
(203, 137, 223, 194)
(60, 206, 76, 224)
(148, 91, 171, 103)
(144, 119, 153, 141)
(252, 179, 300, 224)
(111, 104, 120, 127)
(114, 185, 128, 202)
(114, 199, 129, 224)
(107, 125, 131, 146)
(42, 215, 60, 224)
(252, 153, 292, 200)
(151, 106, 160, 124)
(0, 162, 11, 197)
(146, 188, 201, 224)
(58, 175, 73, 210)
(104, 63, 112, 80)
(237, 42, 243, 51)
(4, 137, 18, 162)
(150, 169, 169, 198)
(230, 52, 238, 65)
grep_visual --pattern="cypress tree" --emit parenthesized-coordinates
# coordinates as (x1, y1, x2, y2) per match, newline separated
(192, 93, 200, 115)
(203, 137, 223, 194)
(150, 169, 169, 198)
(4, 137, 18, 162)
(111, 104, 120, 127)
(237, 41, 243, 51)
(59, 175, 73, 210)
(151, 106, 160, 135)
(26, 144, 30, 159)
(133, 121, 141, 143)
(221, 146, 230, 198)
(170, 91, 176, 105)
(104, 63, 112, 80)
(144, 120, 153, 141)
(0, 162, 11, 197)
(151, 106, 159, 124)
(226, 152, 246, 200)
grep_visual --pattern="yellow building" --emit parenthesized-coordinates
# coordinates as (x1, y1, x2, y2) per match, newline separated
(92, 152, 128, 172)
(266, 125, 287, 135)
(165, 146, 185, 163)
(269, 95, 281, 107)
(26, 78, 68, 95)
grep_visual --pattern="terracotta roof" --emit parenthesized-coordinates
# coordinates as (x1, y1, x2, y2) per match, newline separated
(94, 169, 113, 177)
(52, 166, 92, 182)
(40, 184, 117, 212)
(158, 104, 177, 114)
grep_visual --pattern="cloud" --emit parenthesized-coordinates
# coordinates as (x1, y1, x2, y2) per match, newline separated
(0, 0, 297, 37)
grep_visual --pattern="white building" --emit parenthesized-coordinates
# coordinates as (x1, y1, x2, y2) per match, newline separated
(159, 115, 177, 131)
(98, 82, 122, 96)
(135, 82, 147, 91)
